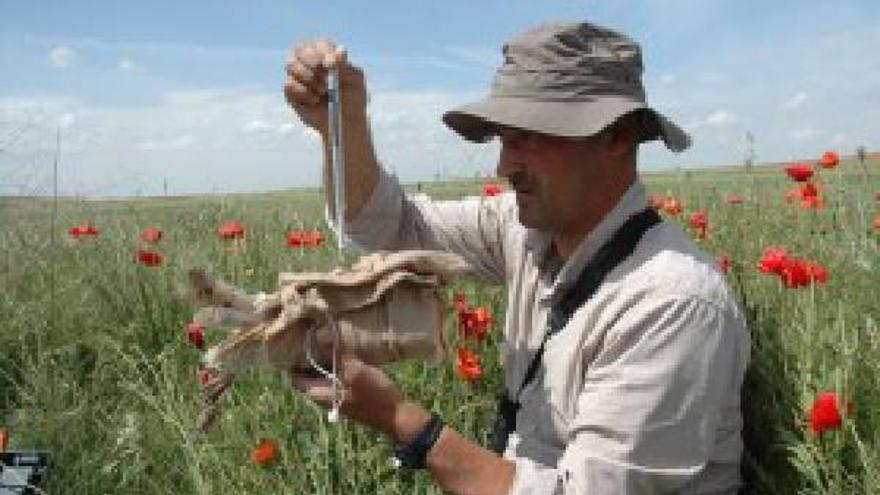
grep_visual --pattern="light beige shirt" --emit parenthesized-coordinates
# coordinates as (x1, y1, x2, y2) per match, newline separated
(342, 167, 750, 494)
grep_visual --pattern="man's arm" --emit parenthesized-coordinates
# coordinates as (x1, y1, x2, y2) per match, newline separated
(291, 357, 515, 495)
(284, 40, 379, 221)
(284, 40, 510, 283)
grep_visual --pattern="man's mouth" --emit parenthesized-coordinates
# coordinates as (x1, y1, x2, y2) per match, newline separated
(508, 173, 534, 194)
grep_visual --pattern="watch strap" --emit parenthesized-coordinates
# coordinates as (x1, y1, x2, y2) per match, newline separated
(393, 412, 445, 469)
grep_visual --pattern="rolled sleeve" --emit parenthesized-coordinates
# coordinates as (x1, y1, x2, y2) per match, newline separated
(508, 456, 564, 494)
(341, 165, 407, 250)
(509, 296, 746, 494)
(340, 166, 511, 283)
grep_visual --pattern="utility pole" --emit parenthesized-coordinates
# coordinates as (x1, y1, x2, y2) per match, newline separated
(50, 126, 60, 337)
(744, 131, 755, 171)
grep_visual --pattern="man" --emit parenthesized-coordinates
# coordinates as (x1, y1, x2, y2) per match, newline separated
(284, 21, 749, 494)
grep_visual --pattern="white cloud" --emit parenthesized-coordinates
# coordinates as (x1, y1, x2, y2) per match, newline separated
(135, 134, 195, 151)
(117, 56, 144, 75)
(704, 110, 736, 127)
(788, 127, 823, 141)
(687, 110, 737, 131)
(0, 85, 501, 196)
(300, 127, 320, 142)
(7, 13, 880, 194)
(243, 119, 273, 134)
(780, 91, 808, 110)
(58, 113, 76, 129)
(697, 71, 728, 84)
(48, 46, 78, 69)
(644, 23, 880, 169)
(831, 133, 847, 146)
(277, 122, 297, 136)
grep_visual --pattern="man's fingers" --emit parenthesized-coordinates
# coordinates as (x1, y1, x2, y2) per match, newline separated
(284, 76, 321, 107)
(290, 372, 348, 405)
(323, 45, 347, 69)
(286, 60, 325, 93)
(293, 41, 329, 69)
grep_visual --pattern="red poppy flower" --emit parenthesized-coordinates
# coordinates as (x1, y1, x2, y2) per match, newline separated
(784, 163, 814, 182)
(800, 194, 825, 209)
(717, 255, 731, 274)
(467, 306, 493, 341)
(818, 151, 839, 169)
(810, 392, 843, 435)
(725, 194, 745, 205)
(804, 260, 829, 284)
(457, 307, 472, 336)
(286, 230, 324, 248)
(68, 224, 100, 239)
(874, 215, 880, 231)
(286, 231, 304, 247)
(779, 259, 829, 288)
(779, 260, 811, 288)
(648, 195, 666, 211)
(198, 366, 218, 388)
(758, 247, 790, 275)
(186, 323, 204, 350)
(794, 182, 825, 209)
(688, 210, 709, 238)
(140, 227, 164, 243)
(218, 221, 245, 240)
(456, 347, 482, 382)
(661, 197, 682, 216)
(0, 428, 7, 453)
(251, 439, 279, 466)
(482, 183, 503, 197)
(800, 182, 820, 198)
(453, 292, 467, 313)
(785, 182, 825, 208)
(136, 249, 163, 267)
(307, 231, 324, 247)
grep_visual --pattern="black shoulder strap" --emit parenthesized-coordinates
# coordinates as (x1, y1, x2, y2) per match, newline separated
(514, 208, 661, 401)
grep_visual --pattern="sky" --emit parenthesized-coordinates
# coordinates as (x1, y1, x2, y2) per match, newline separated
(1, 0, 878, 197)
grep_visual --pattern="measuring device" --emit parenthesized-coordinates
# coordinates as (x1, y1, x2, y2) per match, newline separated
(327, 65, 346, 253)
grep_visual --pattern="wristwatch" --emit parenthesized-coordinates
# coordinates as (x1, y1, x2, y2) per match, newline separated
(392, 412, 445, 469)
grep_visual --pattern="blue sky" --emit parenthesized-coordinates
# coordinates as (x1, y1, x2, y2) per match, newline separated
(1, 1, 878, 196)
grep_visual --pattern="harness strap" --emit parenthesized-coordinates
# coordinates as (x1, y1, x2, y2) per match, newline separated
(490, 207, 661, 454)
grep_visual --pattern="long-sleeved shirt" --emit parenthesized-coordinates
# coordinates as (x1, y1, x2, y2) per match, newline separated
(340, 167, 750, 494)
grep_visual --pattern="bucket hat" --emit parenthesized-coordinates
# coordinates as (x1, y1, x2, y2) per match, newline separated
(442, 21, 690, 152)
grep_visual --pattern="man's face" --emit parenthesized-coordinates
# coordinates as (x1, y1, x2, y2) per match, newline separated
(494, 127, 606, 233)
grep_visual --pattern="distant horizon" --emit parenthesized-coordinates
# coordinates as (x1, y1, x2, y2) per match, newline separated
(5, 149, 874, 200)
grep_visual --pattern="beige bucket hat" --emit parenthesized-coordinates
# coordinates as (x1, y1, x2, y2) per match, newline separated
(443, 21, 691, 152)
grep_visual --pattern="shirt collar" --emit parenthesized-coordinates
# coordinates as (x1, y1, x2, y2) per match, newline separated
(526, 181, 649, 302)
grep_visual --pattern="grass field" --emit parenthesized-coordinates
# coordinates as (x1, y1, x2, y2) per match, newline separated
(1, 157, 879, 494)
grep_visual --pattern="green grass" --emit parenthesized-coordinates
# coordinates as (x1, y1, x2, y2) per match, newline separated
(1, 158, 879, 493)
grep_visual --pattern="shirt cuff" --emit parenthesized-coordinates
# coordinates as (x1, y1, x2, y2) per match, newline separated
(507, 456, 562, 495)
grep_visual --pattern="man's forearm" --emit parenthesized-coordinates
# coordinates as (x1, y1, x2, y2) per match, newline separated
(391, 401, 516, 495)
(322, 114, 380, 221)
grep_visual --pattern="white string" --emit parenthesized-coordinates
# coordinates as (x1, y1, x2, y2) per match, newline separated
(304, 318, 344, 423)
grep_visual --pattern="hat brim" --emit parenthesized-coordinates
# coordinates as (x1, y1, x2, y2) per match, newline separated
(442, 96, 691, 152)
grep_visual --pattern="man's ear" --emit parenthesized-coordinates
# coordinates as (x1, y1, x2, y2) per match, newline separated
(605, 128, 637, 159)
(605, 113, 641, 158)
